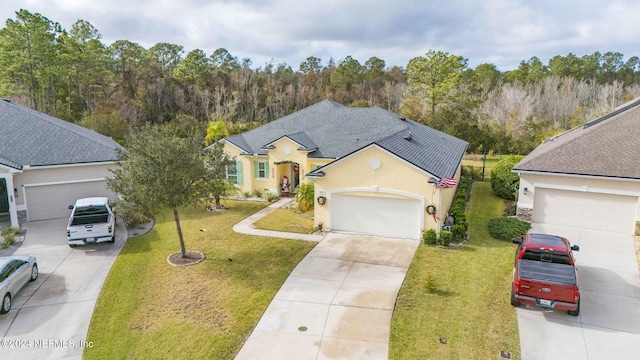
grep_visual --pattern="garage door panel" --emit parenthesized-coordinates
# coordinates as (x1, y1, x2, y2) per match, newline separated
(533, 188, 637, 235)
(26, 181, 117, 221)
(330, 193, 420, 239)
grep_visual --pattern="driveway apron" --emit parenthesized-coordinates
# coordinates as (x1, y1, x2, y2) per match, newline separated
(517, 223, 640, 360)
(235, 232, 419, 360)
(0, 218, 126, 360)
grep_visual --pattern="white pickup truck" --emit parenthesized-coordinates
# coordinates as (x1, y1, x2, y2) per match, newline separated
(66, 197, 116, 247)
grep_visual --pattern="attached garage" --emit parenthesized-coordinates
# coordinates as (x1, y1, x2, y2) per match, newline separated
(533, 188, 638, 235)
(330, 193, 421, 239)
(24, 180, 117, 222)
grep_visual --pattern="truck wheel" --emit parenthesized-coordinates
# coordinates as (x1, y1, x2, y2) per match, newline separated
(510, 286, 521, 307)
(1, 293, 11, 314)
(567, 298, 580, 316)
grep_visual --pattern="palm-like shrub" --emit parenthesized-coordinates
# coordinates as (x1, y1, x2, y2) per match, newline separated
(295, 182, 315, 212)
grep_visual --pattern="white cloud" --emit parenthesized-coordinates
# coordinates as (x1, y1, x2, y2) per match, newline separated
(1, 0, 638, 71)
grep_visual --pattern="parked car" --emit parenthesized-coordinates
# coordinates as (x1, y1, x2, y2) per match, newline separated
(511, 233, 581, 316)
(67, 197, 116, 247)
(0, 255, 38, 314)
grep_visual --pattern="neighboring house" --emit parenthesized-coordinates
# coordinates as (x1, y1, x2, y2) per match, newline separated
(514, 98, 640, 235)
(0, 99, 121, 227)
(222, 100, 468, 239)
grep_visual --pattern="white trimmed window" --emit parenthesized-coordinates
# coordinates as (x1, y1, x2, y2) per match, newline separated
(255, 161, 269, 179)
(226, 161, 242, 185)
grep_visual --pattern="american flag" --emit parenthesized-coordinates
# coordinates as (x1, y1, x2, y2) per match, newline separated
(437, 178, 457, 188)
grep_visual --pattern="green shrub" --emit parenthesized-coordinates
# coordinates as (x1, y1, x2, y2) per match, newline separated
(265, 192, 279, 202)
(452, 224, 466, 243)
(490, 155, 524, 200)
(423, 229, 438, 245)
(253, 189, 264, 198)
(488, 217, 531, 241)
(294, 182, 315, 212)
(112, 200, 151, 226)
(439, 230, 453, 246)
(1, 226, 20, 248)
(242, 191, 251, 198)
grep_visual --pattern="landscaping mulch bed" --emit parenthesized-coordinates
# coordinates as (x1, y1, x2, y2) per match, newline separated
(167, 250, 205, 267)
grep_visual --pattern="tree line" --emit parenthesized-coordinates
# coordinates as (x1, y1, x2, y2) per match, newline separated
(1, 9, 639, 154)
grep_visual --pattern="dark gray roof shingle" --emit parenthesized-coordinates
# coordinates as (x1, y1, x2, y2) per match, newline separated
(0, 99, 122, 169)
(514, 97, 640, 179)
(225, 100, 468, 179)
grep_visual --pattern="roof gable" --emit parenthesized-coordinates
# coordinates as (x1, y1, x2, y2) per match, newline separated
(0, 99, 122, 168)
(225, 100, 468, 179)
(514, 97, 640, 179)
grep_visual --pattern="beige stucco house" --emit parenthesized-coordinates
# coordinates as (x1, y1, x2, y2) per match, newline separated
(514, 98, 640, 235)
(0, 99, 121, 228)
(222, 100, 468, 239)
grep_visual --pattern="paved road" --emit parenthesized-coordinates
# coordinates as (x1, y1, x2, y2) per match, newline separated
(235, 232, 419, 360)
(0, 218, 126, 359)
(517, 224, 640, 360)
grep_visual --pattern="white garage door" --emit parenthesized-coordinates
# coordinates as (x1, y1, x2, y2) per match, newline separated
(25, 181, 117, 221)
(533, 188, 638, 234)
(330, 193, 421, 239)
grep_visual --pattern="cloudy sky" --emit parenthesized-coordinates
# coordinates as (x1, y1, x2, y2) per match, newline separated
(2, 0, 639, 71)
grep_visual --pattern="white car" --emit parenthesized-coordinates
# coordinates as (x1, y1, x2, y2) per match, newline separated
(0, 255, 38, 314)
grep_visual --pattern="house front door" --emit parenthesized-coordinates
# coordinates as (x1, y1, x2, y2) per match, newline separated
(291, 163, 300, 191)
(0, 178, 9, 213)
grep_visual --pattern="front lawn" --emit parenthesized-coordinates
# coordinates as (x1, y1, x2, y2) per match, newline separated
(253, 207, 315, 234)
(389, 182, 521, 359)
(84, 200, 316, 360)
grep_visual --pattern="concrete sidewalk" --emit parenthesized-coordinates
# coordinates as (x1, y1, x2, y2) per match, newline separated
(232, 198, 325, 242)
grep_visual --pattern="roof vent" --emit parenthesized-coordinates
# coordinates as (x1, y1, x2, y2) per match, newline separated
(404, 131, 412, 141)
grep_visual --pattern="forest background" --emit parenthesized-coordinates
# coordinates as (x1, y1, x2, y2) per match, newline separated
(2, 9, 639, 154)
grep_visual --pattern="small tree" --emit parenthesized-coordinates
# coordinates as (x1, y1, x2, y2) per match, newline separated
(201, 140, 236, 209)
(108, 124, 207, 258)
(491, 155, 524, 200)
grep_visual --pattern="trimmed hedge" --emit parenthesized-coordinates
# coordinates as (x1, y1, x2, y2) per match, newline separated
(490, 155, 524, 200)
(488, 217, 531, 241)
(447, 171, 473, 242)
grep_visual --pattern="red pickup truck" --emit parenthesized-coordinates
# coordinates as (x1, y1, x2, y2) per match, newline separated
(511, 233, 581, 316)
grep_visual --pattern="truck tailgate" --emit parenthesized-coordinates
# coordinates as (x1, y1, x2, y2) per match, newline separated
(517, 259, 577, 302)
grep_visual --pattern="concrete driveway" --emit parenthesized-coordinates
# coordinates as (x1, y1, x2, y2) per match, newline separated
(235, 232, 419, 360)
(517, 223, 640, 360)
(0, 218, 126, 359)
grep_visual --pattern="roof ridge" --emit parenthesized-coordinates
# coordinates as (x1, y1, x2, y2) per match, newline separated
(583, 97, 640, 129)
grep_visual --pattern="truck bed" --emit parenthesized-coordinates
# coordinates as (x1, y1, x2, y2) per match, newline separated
(517, 259, 576, 285)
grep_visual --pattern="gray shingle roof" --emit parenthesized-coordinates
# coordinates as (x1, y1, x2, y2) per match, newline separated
(225, 100, 468, 179)
(514, 97, 640, 179)
(0, 99, 122, 169)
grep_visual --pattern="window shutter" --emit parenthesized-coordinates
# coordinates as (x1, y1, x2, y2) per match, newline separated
(253, 161, 258, 178)
(265, 162, 269, 178)
(237, 161, 243, 185)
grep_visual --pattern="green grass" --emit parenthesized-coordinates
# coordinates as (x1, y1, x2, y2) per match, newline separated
(253, 208, 315, 234)
(389, 182, 521, 360)
(84, 200, 316, 360)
